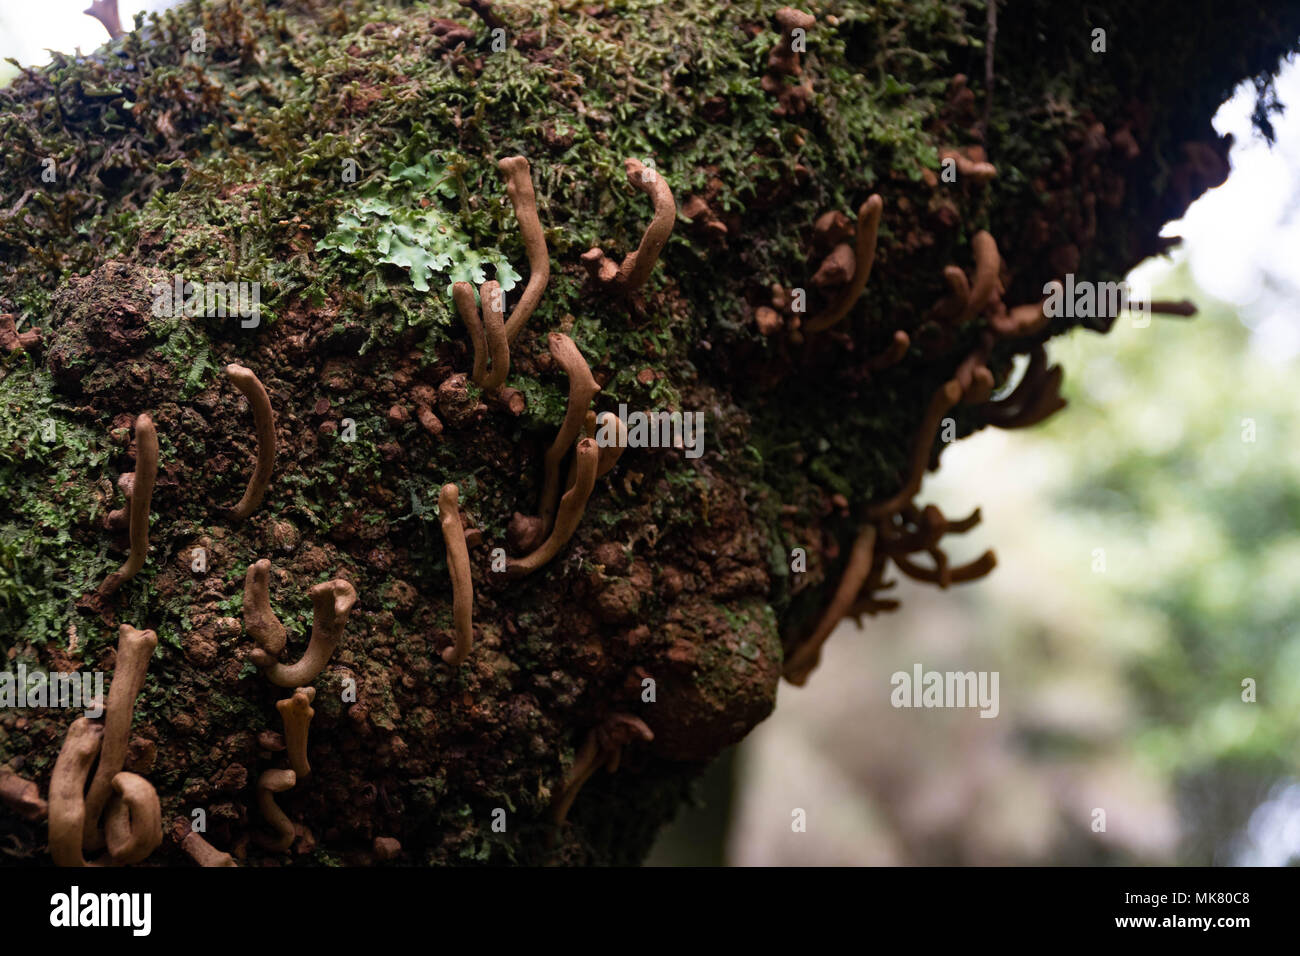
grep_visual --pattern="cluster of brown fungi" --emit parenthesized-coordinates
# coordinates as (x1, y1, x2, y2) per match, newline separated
(6, 4, 1206, 859)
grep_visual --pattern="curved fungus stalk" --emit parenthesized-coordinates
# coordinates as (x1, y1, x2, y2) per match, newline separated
(805, 194, 884, 333)
(277, 687, 316, 780)
(980, 345, 1068, 429)
(580, 158, 676, 295)
(256, 768, 298, 851)
(0, 768, 47, 821)
(49, 717, 105, 867)
(866, 379, 964, 519)
(509, 438, 598, 578)
(260, 580, 357, 688)
(224, 364, 277, 521)
(98, 414, 157, 597)
(83, 624, 157, 852)
(594, 411, 628, 477)
(103, 772, 163, 865)
(84, 0, 124, 40)
(877, 503, 996, 590)
(551, 713, 654, 828)
(960, 230, 1003, 324)
(497, 156, 550, 343)
(537, 333, 600, 532)
(182, 832, 238, 867)
(244, 559, 287, 663)
(783, 526, 878, 686)
(939, 147, 998, 183)
(868, 330, 911, 371)
(453, 280, 510, 390)
(438, 483, 474, 667)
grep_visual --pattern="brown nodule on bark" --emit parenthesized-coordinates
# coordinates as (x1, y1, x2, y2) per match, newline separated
(277, 687, 316, 780)
(98, 414, 157, 597)
(82, 624, 157, 853)
(510, 438, 599, 578)
(580, 158, 676, 295)
(438, 483, 474, 667)
(224, 364, 276, 521)
(260, 579, 357, 687)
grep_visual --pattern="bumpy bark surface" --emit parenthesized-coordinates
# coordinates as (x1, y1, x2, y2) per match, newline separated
(1, 0, 1298, 865)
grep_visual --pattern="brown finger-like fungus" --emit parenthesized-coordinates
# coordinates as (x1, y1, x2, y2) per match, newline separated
(98, 414, 157, 597)
(277, 687, 316, 780)
(960, 231, 1003, 324)
(497, 156, 551, 343)
(580, 158, 676, 295)
(0, 314, 41, 354)
(509, 438, 598, 578)
(260, 580, 357, 687)
(453, 282, 487, 384)
(84, 0, 124, 40)
(980, 345, 1068, 429)
(103, 772, 162, 865)
(256, 768, 297, 851)
(805, 194, 884, 332)
(83, 624, 157, 852)
(438, 483, 474, 667)
(538, 333, 600, 532)
(594, 411, 628, 477)
(783, 526, 877, 686)
(866, 379, 964, 519)
(551, 714, 654, 828)
(181, 832, 238, 867)
(868, 330, 911, 371)
(454, 281, 510, 390)
(50, 717, 105, 866)
(0, 769, 47, 821)
(939, 147, 998, 184)
(244, 559, 287, 665)
(225, 364, 276, 521)
(878, 503, 996, 590)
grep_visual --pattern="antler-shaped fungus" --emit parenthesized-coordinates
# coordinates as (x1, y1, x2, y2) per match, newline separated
(84, 0, 123, 40)
(805, 194, 884, 332)
(551, 713, 654, 827)
(244, 559, 287, 663)
(256, 769, 297, 851)
(877, 503, 996, 589)
(978, 344, 1067, 429)
(581, 159, 675, 295)
(83, 624, 157, 851)
(783, 526, 877, 686)
(258, 580, 357, 687)
(866, 379, 963, 519)
(509, 438, 598, 578)
(497, 156, 550, 343)
(538, 333, 600, 532)
(438, 483, 474, 667)
(102, 772, 162, 865)
(224, 364, 276, 521)
(98, 415, 157, 597)
(277, 687, 316, 780)
(0, 314, 41, 354)
(50, 717, 104, 866)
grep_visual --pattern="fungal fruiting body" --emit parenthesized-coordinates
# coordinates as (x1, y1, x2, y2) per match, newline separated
(182, 832, 238, 867)
(0, 314, 40, 354)
(551, 714, 654, 828)
(762, 7, 817, 117)
(438, 483, 474, 667)
(509, 438, 599, 578)
(866, 379, 964, 519)
(84, 0, 124, 40)
(244, 558, 288, 665)
(497, 155, 550, 343)
(98, 414, 158, 597)
(102, 772, 163, 865)
(939, 147, 998, 184)
(538, 334, 600, 532)
(277, 688, 316, 780)
(224, 364, 277, 521)
(783, 526, 878, 686)
(878, 504, 996, 589)
(49, 717, 105, 867)
(979, 345, 1068, 429)
(805, 194, 884, 332)
(594, 411, 628, 477)
(82, 624, 157, 852)
(580, 158, 676, 295)
(0, 769, 47, 821)
(256, 769, 298, 851)
(260, 579, 357, 687)
(454, 281, 510, 390)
